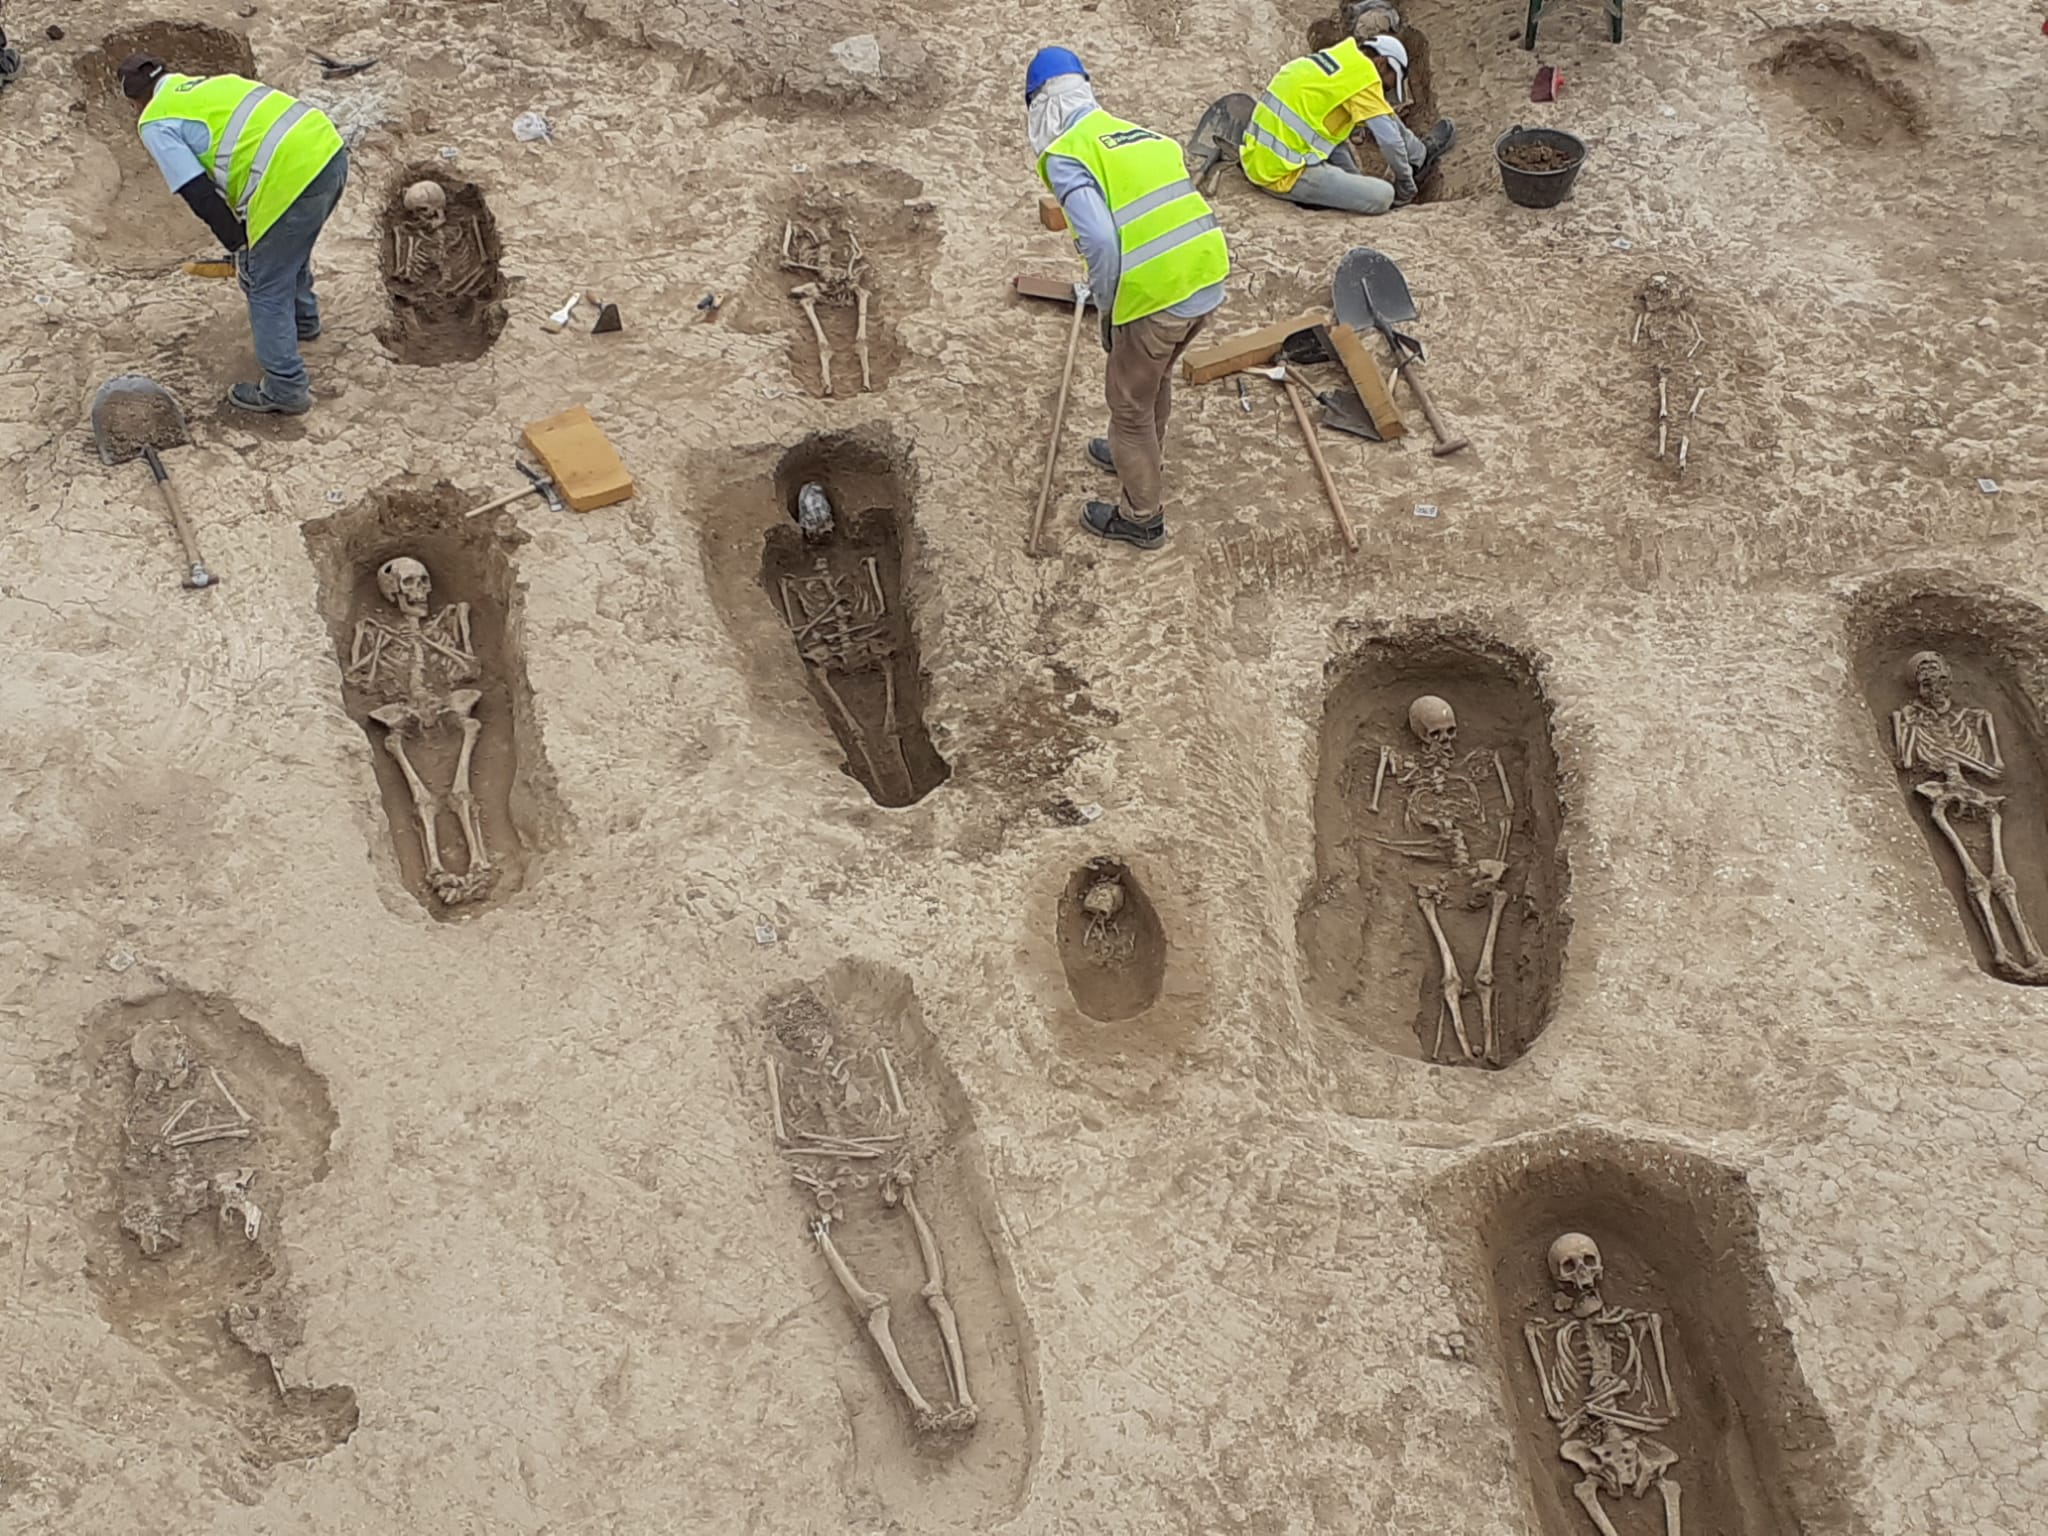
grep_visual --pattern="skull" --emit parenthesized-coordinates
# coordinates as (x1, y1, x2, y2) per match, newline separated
(402, 179, 447, 228)
(1908, 649, 1952, 708)
(129, 1020, 192, 1087)
(1082, 878, 1125, 918)
(378, 556, 432, 618)
(1407, 695, 1457, 752)
(1548, 1232, 1604, 1301)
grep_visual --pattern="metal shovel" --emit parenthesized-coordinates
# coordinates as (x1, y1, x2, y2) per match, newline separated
(89, 374, 220, 589)
(1186, 93, 1255, 193)
(1332, 247, 1470, 457)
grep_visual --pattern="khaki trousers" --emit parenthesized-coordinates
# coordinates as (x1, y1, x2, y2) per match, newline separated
(1105, 311, 1208, 522)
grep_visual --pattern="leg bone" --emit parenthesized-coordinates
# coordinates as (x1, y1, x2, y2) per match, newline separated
(890, 1175, 976, 1420)
(1655, 1476, 1682, 1536)
(811, 1216, 938, 1423)
(1416, 892, 1473, 1060)
(382, 730, 450, 879)
(1573, 1478, 1626, 1536)
(1474, 886, 1509, 1064)
(1930, 801, 2017, 972)
(854, 286, 872, 393)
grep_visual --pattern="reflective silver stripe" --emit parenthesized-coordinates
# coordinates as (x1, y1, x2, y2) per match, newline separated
(1114, 178, 1196, 228)
(1245, 122, 1310, 169)
(209, 85, 274, 195)
(1257, 89, 1338, 158)
(236, 102, 311, 214)
(1122, 212, 1220, 273)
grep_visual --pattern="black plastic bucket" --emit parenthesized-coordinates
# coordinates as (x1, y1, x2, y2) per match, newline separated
(1494, 125, 1587, 208)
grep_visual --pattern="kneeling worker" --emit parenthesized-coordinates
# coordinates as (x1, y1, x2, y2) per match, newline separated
(119, 54, 348, 415)
(1028, 46, 1229, 551)
(1241, 30, 1453, 214)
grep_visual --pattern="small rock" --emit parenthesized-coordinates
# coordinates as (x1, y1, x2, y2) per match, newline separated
(829, 33, 882, 75)
(46, 25, 65, 40)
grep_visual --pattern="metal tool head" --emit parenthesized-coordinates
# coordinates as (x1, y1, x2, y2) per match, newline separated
(1332, 246, 1419, 333)
(90, 374, 191, 467)
(515, 459, 565, 514)
(1186, 92, 1255, 179)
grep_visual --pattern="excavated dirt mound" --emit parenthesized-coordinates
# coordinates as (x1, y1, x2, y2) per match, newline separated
(1499, 139, 1577, 174)
(374, 167, 508, 367)
(1756, 25, 1932, 148)
(302, 479, 563, 915)
(81, 21, 253, 93)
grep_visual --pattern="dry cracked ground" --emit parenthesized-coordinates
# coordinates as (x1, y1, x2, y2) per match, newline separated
(2, 0, 2046, 1530)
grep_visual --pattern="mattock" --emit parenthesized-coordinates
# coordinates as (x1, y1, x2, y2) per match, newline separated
(886, 1171, 976, 1425)
(811, 1214, 941, 1426)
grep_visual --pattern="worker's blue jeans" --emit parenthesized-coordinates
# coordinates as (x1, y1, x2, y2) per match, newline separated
(236, 149, 349, 406)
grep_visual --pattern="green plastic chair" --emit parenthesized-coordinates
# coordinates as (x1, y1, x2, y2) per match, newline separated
(1524, 0, 1623, 48)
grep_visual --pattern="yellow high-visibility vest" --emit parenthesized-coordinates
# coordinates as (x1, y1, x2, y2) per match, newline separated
(1241, 40, 1390, 193)
(1037, 110, 1230, 325)
(139, 74, 343, 245)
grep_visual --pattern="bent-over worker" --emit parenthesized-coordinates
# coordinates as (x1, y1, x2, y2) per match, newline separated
(1028, 46, 1230, 551)
(119, 54, 349, 415)
(1241, 31, 1453, 215)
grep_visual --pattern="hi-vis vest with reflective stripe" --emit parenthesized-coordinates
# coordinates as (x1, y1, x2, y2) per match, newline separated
(1241, 40, 1390, 191)
(1037, 110, 1229, 326)
(139, 74, 343, 246)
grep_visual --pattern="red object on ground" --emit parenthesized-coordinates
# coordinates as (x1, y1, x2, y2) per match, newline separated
(1531, 65, 1564, 102)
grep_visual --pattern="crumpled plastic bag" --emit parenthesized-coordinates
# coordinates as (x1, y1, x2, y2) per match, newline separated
(512, 110, 552, 143)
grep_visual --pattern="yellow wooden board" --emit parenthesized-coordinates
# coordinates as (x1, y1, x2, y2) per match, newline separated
(521, 405, 634, 513)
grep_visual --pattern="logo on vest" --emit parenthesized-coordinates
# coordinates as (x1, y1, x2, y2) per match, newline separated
(1100, 127, 1164, 148)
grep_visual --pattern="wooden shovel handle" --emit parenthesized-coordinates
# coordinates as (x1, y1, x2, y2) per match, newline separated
(1392, 358, 1470, 457)
(1280, 373, 1358, 551)
(464, 483, 542, 519)
(1028, 286, 1090, 555)
(143, 446, 204, 566)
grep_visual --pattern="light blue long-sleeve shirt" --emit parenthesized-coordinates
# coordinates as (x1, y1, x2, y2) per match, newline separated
(1041, 100, 1224, 324)
(139, 111, 212, 190)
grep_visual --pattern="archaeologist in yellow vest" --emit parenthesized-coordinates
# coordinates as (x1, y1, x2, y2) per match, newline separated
(1029, 47, 1230, 551)
(119, 55, 348, 415)
(1241, 31, 1454, 214)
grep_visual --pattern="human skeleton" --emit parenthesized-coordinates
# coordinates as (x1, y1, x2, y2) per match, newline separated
(1525, 1233, 1682, 1536)
(1365, 695, 1517, 1062)
(780, 218, 873, 396)
(1891, 649, 2048, 980)
(778, 551, 913, 801)
(763, 1009, 976, 1437)
(121, 1020, 265, 1256)
(346, 557, 496, 905)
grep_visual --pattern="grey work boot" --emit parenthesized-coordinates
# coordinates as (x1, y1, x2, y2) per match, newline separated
(1417, 119, 1457, 180)
(1086, 437, 1115, 472)
(226, 380, 310, 415)
(1079, 500, 1165, 550)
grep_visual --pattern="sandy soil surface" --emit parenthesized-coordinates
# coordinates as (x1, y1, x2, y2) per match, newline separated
(2, 0, 2046, 1529)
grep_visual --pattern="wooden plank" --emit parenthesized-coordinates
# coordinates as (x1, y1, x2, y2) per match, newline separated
(1038, 195, 1068, 231)
(522, 405, 634, 513)
(1179, 310, 1329, 384)
(1328, 321, 1407, 439)
(1011, 273, 1095, 308)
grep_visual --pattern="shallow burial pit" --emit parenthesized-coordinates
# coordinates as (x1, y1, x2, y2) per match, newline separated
(375, 164, 509, 366)
(71, 988, 358, 1471)
(735, 963, 1037, 1529)
(1303, 11, 1480, 203)
(74, 24, 257, 273)
(1848, 578, 2048, 985)
(303, 479, 561, 916)
(1438, 1132, 1855, 1536)
(743, 164, 938, 398)
(758, 433, 949, 807)
(1297, 624, 1568, 1067)
(1056, 857, 1167, 1022)
(1754, 24, 1931, 150)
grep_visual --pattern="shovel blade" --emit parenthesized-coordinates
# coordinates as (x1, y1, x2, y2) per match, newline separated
(1186, 92, 1255, 175)
(90, 374, 191, 467)
(1332, 246, 1419, 334)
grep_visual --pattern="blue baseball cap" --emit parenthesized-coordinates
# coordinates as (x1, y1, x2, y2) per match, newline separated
(1025, 46, 1088, 101)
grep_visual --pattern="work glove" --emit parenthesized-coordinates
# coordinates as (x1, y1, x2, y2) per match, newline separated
(1100, 312, 1116, 355)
